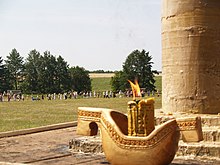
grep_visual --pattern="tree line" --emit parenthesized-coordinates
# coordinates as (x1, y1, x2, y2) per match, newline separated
(0, 48, 157, 94)
(0, 49, 91, 94)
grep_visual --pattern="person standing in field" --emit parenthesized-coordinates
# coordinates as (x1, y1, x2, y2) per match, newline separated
(0, 93, 2, 102)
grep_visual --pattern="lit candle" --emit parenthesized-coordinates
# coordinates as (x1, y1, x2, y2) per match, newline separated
(127, 80, 155, 136)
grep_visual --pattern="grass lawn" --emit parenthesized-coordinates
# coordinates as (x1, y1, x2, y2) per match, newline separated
(0, 75, 162, 132)
(0, 96, 161, 132)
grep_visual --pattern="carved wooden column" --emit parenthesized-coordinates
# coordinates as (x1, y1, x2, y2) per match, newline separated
(161, 0, 220, 114)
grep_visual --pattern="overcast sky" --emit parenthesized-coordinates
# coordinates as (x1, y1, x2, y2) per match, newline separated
(0, 0, 161, 71)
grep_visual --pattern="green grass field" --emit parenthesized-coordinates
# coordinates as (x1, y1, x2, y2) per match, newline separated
(0, 76, 162, 132)
(91, 77, 112, 91)
(91, 76, 162, 92)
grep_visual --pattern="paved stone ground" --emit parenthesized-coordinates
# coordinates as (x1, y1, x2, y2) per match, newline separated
(0, 126, 219, 165)
(0, 127, 108, 165)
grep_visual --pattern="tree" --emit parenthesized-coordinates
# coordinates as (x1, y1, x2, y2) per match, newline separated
(110, 71, 127, 92)
(69, 66, 91, 93)
(5, 49, 24, 90)
(55, 56, 71, 93)
(0, 56, 12, 92)
(23, 50, 71, 94)
(23, 49, 42, 93)
(37, 51, 57, 93)
(111, 49, 158, 92)
(0, 56, 5, 91)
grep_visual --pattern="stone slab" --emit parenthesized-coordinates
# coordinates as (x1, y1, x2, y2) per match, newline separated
(177, 141, 220, 158)
(155, 113, 220, 127)
(155, 113, 220, 142)
(177, 117, 203, 142)
(202, 127, 220, 142)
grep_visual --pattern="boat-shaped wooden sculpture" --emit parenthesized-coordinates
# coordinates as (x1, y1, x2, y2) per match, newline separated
(77, 106, 180, 165)
(76, 80, 203, 165)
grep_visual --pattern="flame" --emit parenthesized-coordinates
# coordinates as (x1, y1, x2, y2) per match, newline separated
(128, 79, 141, 100)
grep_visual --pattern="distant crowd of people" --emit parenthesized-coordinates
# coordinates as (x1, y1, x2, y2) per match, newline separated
(0, 89, 161, 102)
(0, 91, 24, 102)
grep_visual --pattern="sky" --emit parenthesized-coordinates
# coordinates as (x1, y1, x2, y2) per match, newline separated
(0, 0, 162, 71)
